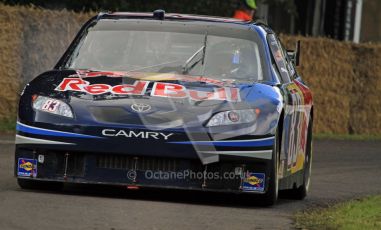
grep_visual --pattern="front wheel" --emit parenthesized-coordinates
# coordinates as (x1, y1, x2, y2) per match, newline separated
(289, 117, 313, 200)
(261, 129, 281, 206)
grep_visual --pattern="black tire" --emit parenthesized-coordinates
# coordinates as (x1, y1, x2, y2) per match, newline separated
(290, 117, 313, 200)
(261, 128, 280, 206)
(17, 178, 64, 191)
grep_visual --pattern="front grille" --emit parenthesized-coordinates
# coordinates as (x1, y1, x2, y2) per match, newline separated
(95, 154, 244, 190)
(55, 152, 85, 177)
(96, 155, 182, 172)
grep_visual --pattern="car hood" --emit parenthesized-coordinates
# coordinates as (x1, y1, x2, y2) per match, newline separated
(28, 69, 281, 129)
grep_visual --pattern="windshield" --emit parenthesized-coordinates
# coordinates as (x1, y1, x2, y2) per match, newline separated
(65, 22, 264, 83)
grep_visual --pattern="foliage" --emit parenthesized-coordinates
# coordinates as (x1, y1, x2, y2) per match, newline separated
(0, 118, 16, 133)
(0, 0, 240, 16)
(295, 196, 381, 230)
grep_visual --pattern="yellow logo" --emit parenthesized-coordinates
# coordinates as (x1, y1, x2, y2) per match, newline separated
(246, 176, 263, 186)
(20, 161, 33, 171)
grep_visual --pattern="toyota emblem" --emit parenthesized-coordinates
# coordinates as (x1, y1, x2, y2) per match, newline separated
(131, 103, 151, 113)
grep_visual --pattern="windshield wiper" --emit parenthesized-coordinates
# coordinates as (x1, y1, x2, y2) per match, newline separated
(182, 32, 208, 74)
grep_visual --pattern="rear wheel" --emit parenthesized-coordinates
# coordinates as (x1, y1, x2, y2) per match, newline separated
(17, 178, 63, 191)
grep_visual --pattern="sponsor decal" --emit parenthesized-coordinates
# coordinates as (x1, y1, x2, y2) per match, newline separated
(55, 78, 149, 96)
(285, 83, 310, 173)
(18, 158, 37, 177)
(102, 129, 174, 140)
(55, 78, 241, 102)
(151, 82, 188, 98)
(242, 172, 265, 192)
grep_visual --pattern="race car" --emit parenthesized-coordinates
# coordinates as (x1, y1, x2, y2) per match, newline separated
(15, 10, 313, 205)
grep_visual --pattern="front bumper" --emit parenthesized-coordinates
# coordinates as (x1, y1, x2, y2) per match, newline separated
(15, 122, 274, 193)
(15, 148, 274, 193)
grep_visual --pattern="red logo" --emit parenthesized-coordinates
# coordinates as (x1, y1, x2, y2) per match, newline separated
(55, 78, 241, 102)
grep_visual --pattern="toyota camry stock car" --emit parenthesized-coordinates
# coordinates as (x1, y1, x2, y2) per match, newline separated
(15, 10, 313, 205)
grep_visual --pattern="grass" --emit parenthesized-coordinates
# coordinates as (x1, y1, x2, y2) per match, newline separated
(295, 195, 381, 230)
(314, 133, 381, 141)
(0, 118, 16, 133)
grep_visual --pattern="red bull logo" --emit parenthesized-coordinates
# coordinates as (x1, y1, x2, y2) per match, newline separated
(55, 78, 241, 102)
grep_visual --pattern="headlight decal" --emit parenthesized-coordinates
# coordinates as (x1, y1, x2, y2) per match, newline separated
(32, 95, 74, 118)
(206, 109, 259, 127)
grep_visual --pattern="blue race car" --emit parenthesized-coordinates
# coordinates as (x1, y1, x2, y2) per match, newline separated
(15, 10, 313, 205)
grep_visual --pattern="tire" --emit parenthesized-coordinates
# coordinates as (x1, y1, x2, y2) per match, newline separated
(290, 117, 313, 200)
(261, 128, 280, 206)
(17, 178, 64, 191)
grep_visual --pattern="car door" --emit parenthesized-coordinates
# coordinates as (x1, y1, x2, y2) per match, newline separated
(267, 34, 313, 179)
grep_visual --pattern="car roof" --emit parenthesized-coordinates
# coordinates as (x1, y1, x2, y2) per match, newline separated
(97, 11, 272, 32)
(105, 12, 248, 23)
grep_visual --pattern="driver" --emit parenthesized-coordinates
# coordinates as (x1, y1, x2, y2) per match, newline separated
(204, 42, 255, 80)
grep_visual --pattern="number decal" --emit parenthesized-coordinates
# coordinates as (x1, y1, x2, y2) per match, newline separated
(41, 99, 60, 112)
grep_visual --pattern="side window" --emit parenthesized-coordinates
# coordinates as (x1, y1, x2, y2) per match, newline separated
(279, 42, 297, 80)
(267, 34, 291, 83)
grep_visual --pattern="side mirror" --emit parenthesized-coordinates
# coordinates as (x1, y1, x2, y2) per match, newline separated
(287, 40, 301, 66)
